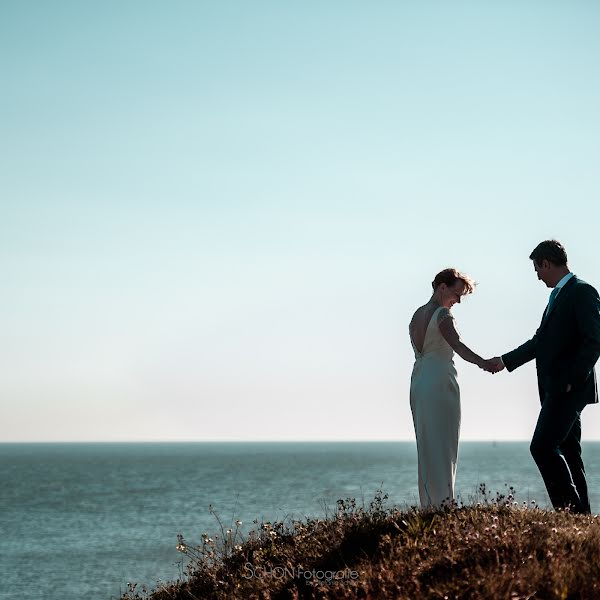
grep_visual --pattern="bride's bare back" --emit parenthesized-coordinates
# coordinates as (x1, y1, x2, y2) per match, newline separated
(409, 302, 442, 354)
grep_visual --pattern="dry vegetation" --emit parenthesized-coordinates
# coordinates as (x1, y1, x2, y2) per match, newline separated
(121, 488, 600, 600)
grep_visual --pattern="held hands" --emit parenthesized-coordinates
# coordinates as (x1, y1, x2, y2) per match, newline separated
(480, 357, 506, 374)
(477, 357, 571, 386)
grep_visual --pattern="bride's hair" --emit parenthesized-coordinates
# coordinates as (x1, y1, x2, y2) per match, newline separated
(432, 268, 476, 295)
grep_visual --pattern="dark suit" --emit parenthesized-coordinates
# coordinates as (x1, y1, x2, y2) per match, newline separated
(502, 274, 600, 513)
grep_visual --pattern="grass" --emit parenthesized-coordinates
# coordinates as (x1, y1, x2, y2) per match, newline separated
(120, 487, 600, 599)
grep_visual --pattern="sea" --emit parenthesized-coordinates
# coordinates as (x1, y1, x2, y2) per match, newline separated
(2, 441, 600, 600)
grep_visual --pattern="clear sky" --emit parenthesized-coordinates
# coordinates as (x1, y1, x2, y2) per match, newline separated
(2, 1, 600, 442)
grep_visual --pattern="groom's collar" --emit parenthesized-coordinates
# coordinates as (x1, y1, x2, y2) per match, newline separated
(540, 272, 576, 327)
(554, 272, 574, 291)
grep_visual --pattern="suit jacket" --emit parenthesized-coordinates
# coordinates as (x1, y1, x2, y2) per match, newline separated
(502, 275, 600, 406)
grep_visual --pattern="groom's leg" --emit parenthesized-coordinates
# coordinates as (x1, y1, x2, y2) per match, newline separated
(530, 393, 586, 513)
(559, 411, 591, 514)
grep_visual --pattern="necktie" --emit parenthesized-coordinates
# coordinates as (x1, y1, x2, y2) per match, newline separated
(544, 287, 560, 321)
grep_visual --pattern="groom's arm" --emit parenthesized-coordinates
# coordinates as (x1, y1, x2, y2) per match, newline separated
(565, 284, 600, 388)
(502, 334, 538, 372)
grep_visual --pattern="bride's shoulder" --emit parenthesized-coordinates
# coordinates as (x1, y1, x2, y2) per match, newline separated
(410, 303, 429, 323)
(436, 306, 454, 324)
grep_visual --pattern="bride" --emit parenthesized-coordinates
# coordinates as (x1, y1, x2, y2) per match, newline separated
(409, 268, 497, 508)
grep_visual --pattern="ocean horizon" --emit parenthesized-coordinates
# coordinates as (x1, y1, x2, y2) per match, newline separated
(3, 440, 600, 600)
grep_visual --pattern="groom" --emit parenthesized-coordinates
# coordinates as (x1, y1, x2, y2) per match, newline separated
(490, 240, 600, 514)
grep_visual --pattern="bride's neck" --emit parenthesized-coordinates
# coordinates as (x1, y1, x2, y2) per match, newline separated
(430, 293, 443, 307)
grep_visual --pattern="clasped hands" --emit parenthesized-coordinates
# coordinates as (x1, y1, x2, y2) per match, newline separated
(478, 359, 572, 391)
(480, 357, 505, 374)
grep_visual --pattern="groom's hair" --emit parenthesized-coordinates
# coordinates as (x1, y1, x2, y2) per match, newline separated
(529, 240, 568, 267)
(432, 268, 476, 294)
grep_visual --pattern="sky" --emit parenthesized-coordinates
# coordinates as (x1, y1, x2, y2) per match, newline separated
(2, 1, 600, 442)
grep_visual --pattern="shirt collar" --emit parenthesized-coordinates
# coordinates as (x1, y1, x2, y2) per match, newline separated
(555, 272, 574, 291)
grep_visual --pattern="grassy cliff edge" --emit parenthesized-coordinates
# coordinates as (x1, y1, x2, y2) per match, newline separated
(121, 490, 600, 599)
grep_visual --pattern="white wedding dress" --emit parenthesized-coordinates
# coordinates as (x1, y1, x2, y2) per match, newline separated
(409, 306, 461, 508)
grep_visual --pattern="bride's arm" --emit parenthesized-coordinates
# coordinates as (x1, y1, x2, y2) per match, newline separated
(438, 311, 486, 368)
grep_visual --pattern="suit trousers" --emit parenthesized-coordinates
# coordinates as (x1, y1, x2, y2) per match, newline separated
(530, 391, 590, 514)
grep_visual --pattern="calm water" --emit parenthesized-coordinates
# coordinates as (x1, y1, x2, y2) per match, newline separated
(2, 441, 600, 600)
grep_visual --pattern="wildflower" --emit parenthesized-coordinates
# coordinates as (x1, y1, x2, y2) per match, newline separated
(236, 520, 243, 526)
